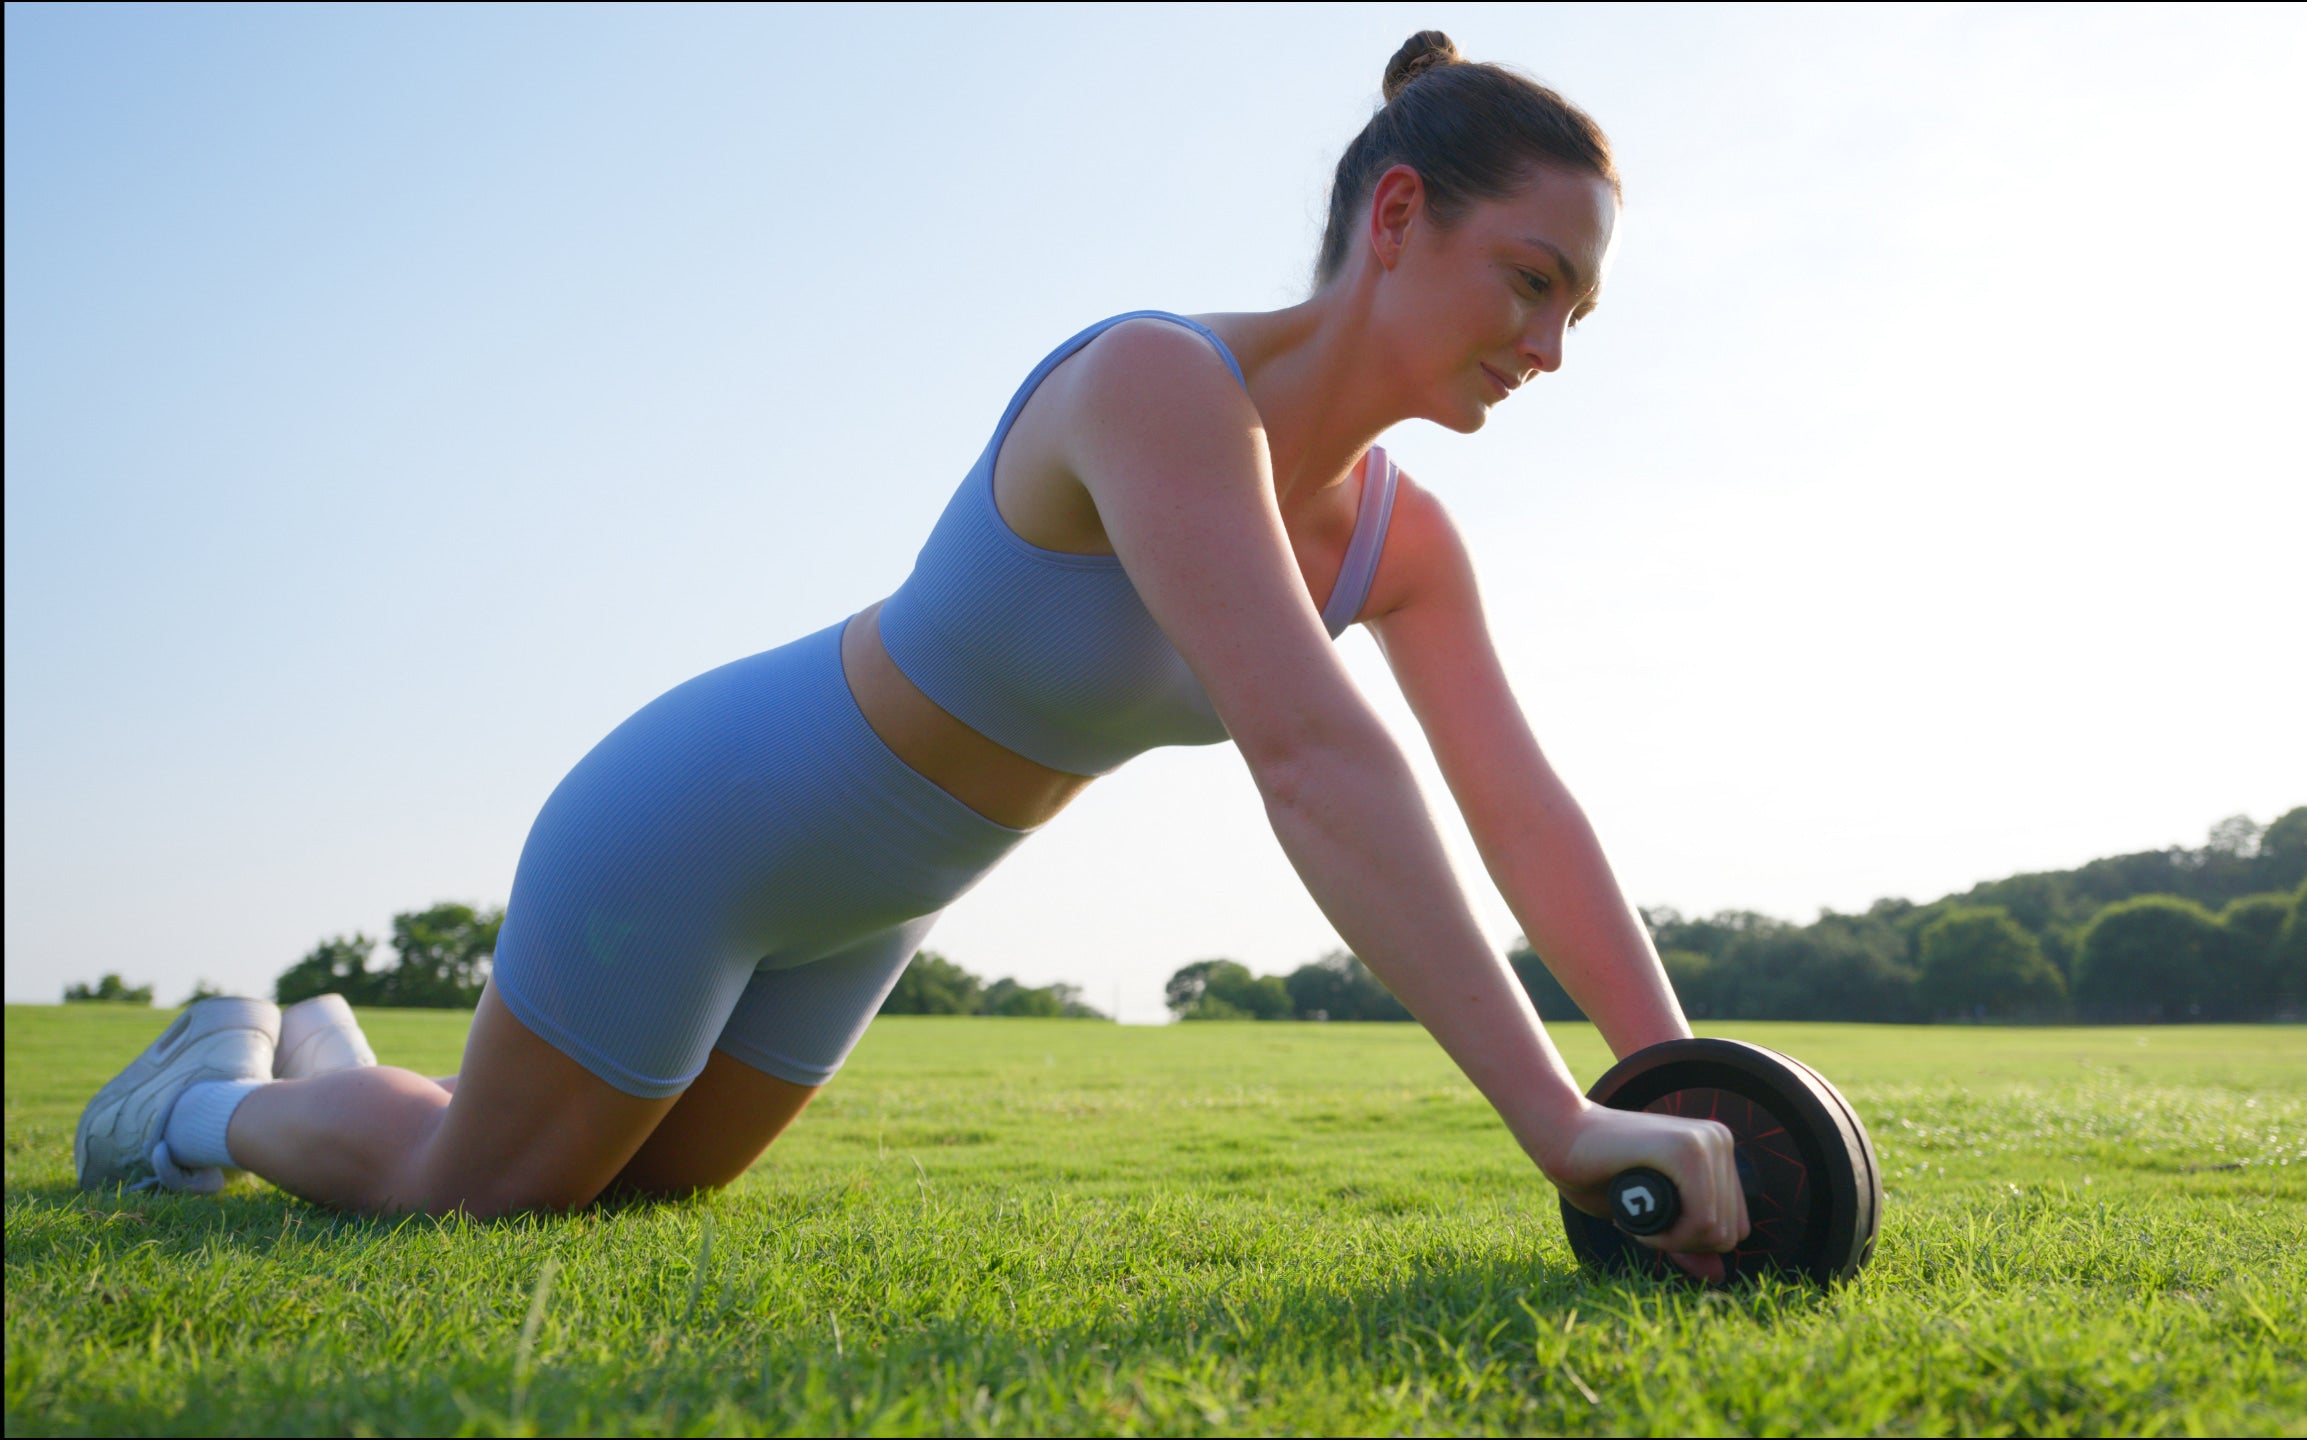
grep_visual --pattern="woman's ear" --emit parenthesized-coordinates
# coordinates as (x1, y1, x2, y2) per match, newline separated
(1366, 164, 1425, 272)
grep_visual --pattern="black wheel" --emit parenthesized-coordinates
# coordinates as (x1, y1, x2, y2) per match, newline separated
(1559, 1038, 1881, 1285)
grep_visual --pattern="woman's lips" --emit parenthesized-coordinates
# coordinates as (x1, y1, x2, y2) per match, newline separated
(1480, 363, 1516, 399)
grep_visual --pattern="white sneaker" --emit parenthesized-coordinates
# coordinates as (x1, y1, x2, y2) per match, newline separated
(275, 993, 378, 1079)
(75, 997, 278, 1192)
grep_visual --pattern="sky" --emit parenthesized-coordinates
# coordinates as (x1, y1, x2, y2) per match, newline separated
(7, 3, 2304, 1019)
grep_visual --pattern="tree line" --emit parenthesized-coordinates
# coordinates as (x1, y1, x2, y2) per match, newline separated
(1166, 808, 2307, 1026)
(274, 919, 1111, 1017)
(273, 904, 504, 1008)
(61, 807, 2303, 1024)
(62, 904, 506, 1010)
(875, 952, 1108, 1019)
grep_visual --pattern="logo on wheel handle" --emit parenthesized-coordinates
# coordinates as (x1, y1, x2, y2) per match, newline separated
(1619, 1185, 1655, 1217)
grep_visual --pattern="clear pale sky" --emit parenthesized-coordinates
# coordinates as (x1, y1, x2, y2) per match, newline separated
(7, 4, 2304, 1019)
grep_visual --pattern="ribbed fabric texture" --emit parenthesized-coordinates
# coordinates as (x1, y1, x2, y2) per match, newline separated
(163, 1079, 267, 1169)
(879, 311, 1403, 777)
(490, 314, 1406, 1097)
(1327, 446, 1400, 632)
(491, 621, 1029, 1097)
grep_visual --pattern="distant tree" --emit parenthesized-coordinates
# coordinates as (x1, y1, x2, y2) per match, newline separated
(880, 951, 984, 1015)
(1710, 929, 1921, 1023)
(2262, 808, 2307, 855)
(1166, 959, 1291, 1021)
(277, 934, 379, 1006)
(979, 977, 1064, 1017)
(979, 978, 1106, 1018)
(1638, 905, 1684, 934)
(1811, 908, 1916, 972)
(1215, 966, 1291, 1021)
(185, 980, 227, 1003)
(1917, 907, 2066, 1020)
(1283, 951, 1409, 1022)
(63, 973, 153, 1005)
(1044, 983, 1110, 1020)
(877, 955, 1106, 1018)
(373, 904, 499, 1008)
(1641, 909, 1789, 965)
(1165, 959, 1226, 1018)
(2205, 815, 2265, 860)
(1179, 990, 1252, 1020)
(1660, 950, 1718, 1018)
(1643, 908, 1925, 1021)
(275, 907, 498, 1010)
(2074, 896, 2224, 1022)
(1504, 942, 1585, 1022)
(1637, 806, 2306, 1025)
(2269, 882, 2307, 1019)
(1865, 897, 1919, 928)
(2258, 808, 2307, 892)
(2035, 923, 2083, 983)
(2215, 893, 2292, 1018)
(1933, 806, 2307, 953)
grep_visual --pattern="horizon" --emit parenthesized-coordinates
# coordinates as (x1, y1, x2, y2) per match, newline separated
(14, 801, 2295, 1013)
(8, 4, 2305, 1019)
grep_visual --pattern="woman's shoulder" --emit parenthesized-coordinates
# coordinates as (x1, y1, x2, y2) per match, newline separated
(1361, 464, 1473, 624)
(1037, 314, 1258, 441)
(1067, 312, 1243, 388)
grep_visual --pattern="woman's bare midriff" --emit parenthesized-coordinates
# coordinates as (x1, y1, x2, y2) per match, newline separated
(840, 601, 1094, 831)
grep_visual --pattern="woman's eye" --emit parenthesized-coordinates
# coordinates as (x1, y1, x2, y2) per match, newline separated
(1519, 269, 1550, 297)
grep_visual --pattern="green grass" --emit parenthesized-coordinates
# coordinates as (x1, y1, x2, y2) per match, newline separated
(6, 1007, 2303, 1436)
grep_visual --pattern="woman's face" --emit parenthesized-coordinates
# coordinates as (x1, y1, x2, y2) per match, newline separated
(1370, 163, 1618, 432)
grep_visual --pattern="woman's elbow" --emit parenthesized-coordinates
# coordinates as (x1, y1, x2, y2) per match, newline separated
(1239, 712, 1397, 816)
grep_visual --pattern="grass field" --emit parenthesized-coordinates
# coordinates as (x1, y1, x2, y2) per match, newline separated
(5, 1006, 2303, 1436)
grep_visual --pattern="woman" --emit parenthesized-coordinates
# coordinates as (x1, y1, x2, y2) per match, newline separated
(79, 32, 1750, 1270)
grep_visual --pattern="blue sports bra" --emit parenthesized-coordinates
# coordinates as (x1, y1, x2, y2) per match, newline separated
(875, 311, 1401, 777)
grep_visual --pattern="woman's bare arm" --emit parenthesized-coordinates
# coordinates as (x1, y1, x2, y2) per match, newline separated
(1366, 477, 1689, 1059)
(1051, 322, 1742, 1256)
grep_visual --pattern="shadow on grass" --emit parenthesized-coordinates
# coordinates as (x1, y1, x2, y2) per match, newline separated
(6, 1227, 1840, 1439)
(8, 1172, 1835, 1328)
(0, 1175, 755, 1268)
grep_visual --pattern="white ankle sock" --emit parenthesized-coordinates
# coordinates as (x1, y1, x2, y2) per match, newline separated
(163, 1079, 268, 1169)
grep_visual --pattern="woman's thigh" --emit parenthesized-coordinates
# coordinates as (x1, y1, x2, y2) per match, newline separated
(608, 924, 929, 1196)
(403, 984, 680, 1215)
(608, 1049, 817, 1197)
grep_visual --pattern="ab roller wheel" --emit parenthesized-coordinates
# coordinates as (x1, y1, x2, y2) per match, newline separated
(1560, 1038, 1882, 1285)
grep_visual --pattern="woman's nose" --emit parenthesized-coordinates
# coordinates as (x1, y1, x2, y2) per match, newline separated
(1520, 317, 1566, 375)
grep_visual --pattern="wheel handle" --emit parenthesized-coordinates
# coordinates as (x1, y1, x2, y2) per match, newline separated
(1607, 1167, 1679, 1235)
(1607, 1149, 1760, 1238)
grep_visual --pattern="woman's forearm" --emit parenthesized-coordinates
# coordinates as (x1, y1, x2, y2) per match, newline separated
(1472, 771, 1691, 1058)
(1252, 728, 1591, 1168)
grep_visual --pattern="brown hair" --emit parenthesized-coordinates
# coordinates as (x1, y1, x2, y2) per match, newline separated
(1316, 31, 1619, 284)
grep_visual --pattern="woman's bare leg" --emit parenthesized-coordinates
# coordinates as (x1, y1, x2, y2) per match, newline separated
(607, 1049, 818, 1198)
(225, 984, 677, 1216)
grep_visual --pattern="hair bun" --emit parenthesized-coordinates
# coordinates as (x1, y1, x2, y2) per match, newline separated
(1382, 30, 1462, 102)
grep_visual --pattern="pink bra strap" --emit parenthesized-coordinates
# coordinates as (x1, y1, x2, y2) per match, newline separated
(1320, 445, 1401, 636)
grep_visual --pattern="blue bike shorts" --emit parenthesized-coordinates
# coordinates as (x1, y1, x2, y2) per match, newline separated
(490, 618, 1029, 1097)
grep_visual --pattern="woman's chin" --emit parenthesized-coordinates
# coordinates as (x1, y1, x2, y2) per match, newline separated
(1405, 385, 1496, 434)
(1438, 401, 1493, 435)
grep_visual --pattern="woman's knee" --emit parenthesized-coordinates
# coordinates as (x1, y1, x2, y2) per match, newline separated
(397, 1095, 648, 1216)
(400, 1161, 614, 1219)
(392, 986, 682, 1217)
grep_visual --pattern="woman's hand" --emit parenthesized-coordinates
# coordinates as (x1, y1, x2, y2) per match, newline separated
(1545, 1103, 1750, 1281)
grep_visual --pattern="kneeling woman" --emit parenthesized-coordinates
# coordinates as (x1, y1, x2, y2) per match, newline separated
(80, 32, 1749, 1268)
